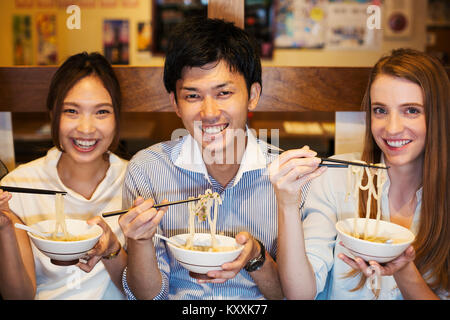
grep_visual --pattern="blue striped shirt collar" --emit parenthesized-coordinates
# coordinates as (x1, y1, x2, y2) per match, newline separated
(171, 127, 267, 187)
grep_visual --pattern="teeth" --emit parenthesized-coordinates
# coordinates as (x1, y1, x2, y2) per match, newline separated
(202, 124, 227, 135)
(74, 139, 97, 148)
(386, 139, 411, 148)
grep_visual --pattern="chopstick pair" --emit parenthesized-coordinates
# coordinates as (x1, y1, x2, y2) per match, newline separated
(0, 186, 67, 195)
(319, 158, 390, 170)
(102, 197, 201, 218)
(268, 148, 389, 170)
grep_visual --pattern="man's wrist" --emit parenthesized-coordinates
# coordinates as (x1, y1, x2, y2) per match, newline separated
(244, 239, 266, 272)
(251, 239, 261, 260)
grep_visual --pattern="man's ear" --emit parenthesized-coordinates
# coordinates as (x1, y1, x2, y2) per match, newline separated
(248, 82, 261, 112)
(169, 92, 181, 118)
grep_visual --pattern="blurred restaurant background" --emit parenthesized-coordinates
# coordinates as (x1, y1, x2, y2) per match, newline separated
(0, 0, 449, 167)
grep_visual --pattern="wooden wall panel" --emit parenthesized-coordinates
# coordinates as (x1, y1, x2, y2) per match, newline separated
(260, 67, 370, 112)
(0, 67, 56, 113)
(0, 66, 370, 113)
(1, 66, 448, 113)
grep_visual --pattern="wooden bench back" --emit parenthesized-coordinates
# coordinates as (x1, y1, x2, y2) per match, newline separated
(0, 66, 371, 113)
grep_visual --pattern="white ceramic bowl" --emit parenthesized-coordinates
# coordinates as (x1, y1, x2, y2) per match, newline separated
(28, 219, 103, 265)
(167, 233, 244, 275)
(336, 218, 415, 263)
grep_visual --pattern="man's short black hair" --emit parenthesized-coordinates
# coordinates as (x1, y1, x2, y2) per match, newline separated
(163, 17, 262, 98)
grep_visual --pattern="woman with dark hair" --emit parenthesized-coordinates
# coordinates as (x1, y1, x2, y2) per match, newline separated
(269, 48, 449, 299)
(0, 52, 128, 299)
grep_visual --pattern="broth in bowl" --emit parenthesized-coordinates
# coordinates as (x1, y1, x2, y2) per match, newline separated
(167, 233, 244, 276)
(34, 233, 95, 242)
(165, 190, 243, 277)
(336, 218, 415, 263)
(181, 245, 241, 252)
(347, 232, 410, 244)
(28, 219, 103, 265)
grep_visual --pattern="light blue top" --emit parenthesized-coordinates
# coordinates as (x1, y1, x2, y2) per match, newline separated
(303, 153, 423, 300)
(121, 129, 307, 299)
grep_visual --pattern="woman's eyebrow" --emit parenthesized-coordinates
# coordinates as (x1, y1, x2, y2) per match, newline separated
(371, 102, 423, 107)
(62, 102, 80, 107)
(62, 102, 113, 108)
(401, 102, 424, 107)
(94, 103, 114, 108)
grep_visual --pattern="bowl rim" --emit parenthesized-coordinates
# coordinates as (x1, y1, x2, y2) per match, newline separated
(167, 233, 244, 255)
(28, 218, 103, 244)
(336, 218, 415, 248)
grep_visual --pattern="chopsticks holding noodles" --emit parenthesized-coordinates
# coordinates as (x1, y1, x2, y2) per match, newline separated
(0, 186, 67, 195)
(102, 197, 201, 218)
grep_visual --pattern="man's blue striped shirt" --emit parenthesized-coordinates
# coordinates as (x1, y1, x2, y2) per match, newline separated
(121, 131, 308, 299)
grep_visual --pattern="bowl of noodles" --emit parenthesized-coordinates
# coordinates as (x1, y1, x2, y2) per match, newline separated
(28, 219, 103, 266)
(165, 190, 243, 278)
(166, 233, 244, 277)
(336, 218, 415, 263)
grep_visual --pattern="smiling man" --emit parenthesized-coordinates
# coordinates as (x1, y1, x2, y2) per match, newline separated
(118, 18, 294, 300)
(171, 59, 260, 186)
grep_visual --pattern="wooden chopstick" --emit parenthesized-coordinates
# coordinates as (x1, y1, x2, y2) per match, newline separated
(0, 186, 67, 195)
(102, 197, 201, 218)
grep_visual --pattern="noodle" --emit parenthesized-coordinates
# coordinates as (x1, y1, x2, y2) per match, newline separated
(184, 189, 222, 251)
(49, 193, 86, 241)
(52, 193, 69, 240)
(345, 161, 387, 242)
(182, 245, 237, 252)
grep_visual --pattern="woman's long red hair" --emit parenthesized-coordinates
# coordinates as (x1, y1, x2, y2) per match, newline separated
(350, 49, 449, 296)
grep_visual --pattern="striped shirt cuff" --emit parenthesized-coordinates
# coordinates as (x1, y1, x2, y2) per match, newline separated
(122, 266, 169, 300)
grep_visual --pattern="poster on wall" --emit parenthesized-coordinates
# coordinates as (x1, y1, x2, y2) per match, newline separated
(57, 0, 71, 8)
(137, 22, 151, 56)
(428, 0, 450, 25)
(15, 0, 34, 8)
(36, 13, 58, 65)
(274, 0, 382, 50)
(57, 0, 96, 8)
(103, 20, 129, 64)
(274, 0, 328, 48)
(79, 0, 96, 7)
(13, 15, 33, 65)
(326, 0, 381, 50)
(37, 0, 56, 8)
(244, 0, 274, 59)
(122, 0, 139, 7)
(101, 0, 118, 7)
